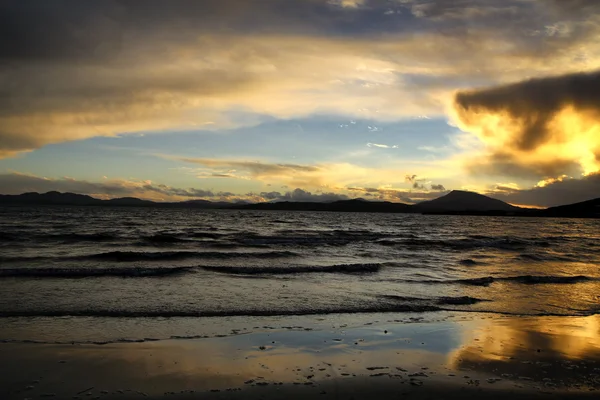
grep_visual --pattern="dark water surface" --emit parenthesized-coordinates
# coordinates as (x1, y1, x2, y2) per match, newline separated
(1, 206, 599, 342)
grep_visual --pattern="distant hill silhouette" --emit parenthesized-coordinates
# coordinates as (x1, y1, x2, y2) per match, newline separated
(0, 191, 101, 205)
(0, 190, 598, 218)
(0, 192, 232, 209)
(541, 197, 600, 218)
(413, 190, 520, 213)
(233, 198, 412, 213)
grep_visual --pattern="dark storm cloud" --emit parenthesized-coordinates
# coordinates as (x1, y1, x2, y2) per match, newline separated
(455, 69, 600, 151)
(466, 153, 583, 180)
(455, 69, 600, 179)
(488, 173, 600, 208)
(0, 0, 420, 63)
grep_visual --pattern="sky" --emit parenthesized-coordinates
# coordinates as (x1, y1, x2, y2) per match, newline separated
(1, 0, 600, 207)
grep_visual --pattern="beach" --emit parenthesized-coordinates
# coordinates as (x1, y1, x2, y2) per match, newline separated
(2, 312, 599, 399)
(1, 207, 600, 399)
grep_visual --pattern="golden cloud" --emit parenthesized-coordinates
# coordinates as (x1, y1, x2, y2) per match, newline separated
(453, 70, 600, 180)
(173, 156, 452, 193)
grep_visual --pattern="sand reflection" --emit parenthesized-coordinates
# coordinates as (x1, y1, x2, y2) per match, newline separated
(449, 315, 600, 387)
(3, 315, 600, 398)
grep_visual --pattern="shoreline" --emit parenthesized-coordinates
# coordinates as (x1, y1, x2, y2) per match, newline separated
(1, 313, 599, 399)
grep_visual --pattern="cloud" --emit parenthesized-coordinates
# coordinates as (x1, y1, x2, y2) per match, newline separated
(453, 69, 600, 179)
(177, 157, 326, 186)
(487, 172, 600, 207)
(404, 174, 419, 183)
(402, 174, 449, 192)
(0, 166, 454, 205)
(418, 145, 450, 153)
(174, 156, 451, 192)
(329, 0, 365, 8)
(0, 172, 238, 201)
(13, 169, 598, 208)
(346, 185, 449, 203)
(180, 158, 321, 175)
(367, 142, 398, 149)
(258, 188, 349, 202)
(2, 1, 600, 156)
(0, 171, 355, 203)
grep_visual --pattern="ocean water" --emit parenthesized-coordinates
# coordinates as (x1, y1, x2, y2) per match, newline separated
(1, 206, 599, 343)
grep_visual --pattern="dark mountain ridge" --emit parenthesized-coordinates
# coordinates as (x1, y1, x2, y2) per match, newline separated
(0, 190, 598, 217)
(0, 191, 232, 209)
(412, 190, 519, 213)
(543, 197, 600, 218)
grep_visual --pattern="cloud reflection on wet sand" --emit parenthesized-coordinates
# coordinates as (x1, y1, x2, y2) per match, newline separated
(1, 314, 599, 399)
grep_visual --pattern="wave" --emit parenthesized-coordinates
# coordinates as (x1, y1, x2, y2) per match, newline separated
(0, 305, 445, 318)
(504, 275, 595, 285)
(0, 250, 300, 263)
(380, 294, 489, 306)
(85, 250, 299, 262)
(384, 236, 553, 252)
(440, 275, 596, 286)
(453, 277, 496, 286)
(36, 233, 119, 242)
(515, 253, 578, 262)
(1, 306, 596, 319)
(436, 296, 490, 305)
(0, 267, 193, 278)
(236, 236, 352, 246)
(234, 230, 395, 247)
(143, 234, 189, 244)
(187, 232, 224, 240)
(0, 232, 20, 242)
(201, 263, 384, 275)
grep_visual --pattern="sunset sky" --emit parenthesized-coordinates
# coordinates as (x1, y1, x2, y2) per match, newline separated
(1, 0, 600, 207)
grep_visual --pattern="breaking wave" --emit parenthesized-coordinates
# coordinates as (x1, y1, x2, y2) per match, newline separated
(0, 305, 445, 318)
(201, 263, 384, 275)
(381, 236, 556, 252)
(427, 275, 598, 287)
(36, 233, 120, 242)
(0, 267, 193, 278)
(380, 294, 490, 306)
(0, 250, 300, 263)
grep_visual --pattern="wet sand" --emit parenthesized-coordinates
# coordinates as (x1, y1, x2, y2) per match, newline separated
(1, 313, 599, 399)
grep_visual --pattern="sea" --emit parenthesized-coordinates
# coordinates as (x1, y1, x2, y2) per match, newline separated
(1, 206, 599, 344)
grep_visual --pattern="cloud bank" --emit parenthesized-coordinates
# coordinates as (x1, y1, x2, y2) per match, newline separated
(487, 172, 600, 208)
(454, 69, 600, 179)
(0, 173, 237, 202)
(3, 169, 599, 207)
(2, 0, 600, 156)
